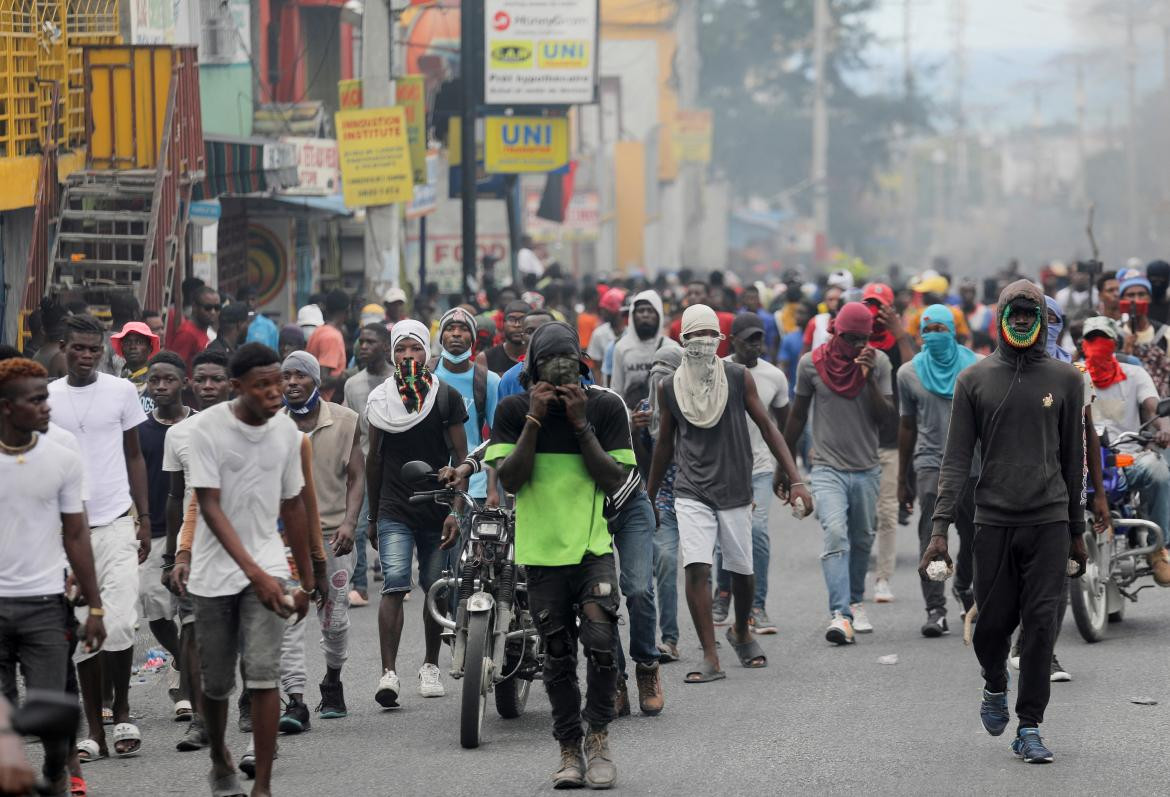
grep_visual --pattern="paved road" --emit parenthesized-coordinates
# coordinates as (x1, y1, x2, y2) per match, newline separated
(48, 501, 1170, 795)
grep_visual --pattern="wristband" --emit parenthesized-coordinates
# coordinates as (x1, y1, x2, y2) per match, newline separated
(788, 482, 806, 488)
(88, 607, 106, 617)
(525, 414, 543, 428)
(296, 585, 313, 596)
(573, 422, 595, 438)
(162, 553, 175, 566)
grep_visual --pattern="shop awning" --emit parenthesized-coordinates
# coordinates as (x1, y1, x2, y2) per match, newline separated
(194, 135, 299, 200)
(270, 193, 351, 216)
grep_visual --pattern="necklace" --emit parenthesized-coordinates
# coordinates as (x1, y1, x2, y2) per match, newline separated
(0, 432, 38, 464)
(153, 406, 191, 426)
(65, 380, 96, 433)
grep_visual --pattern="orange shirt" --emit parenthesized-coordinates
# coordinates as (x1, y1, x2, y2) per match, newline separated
(306, 324, 347, 400)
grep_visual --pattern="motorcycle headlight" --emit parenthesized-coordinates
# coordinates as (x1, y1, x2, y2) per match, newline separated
(476, 519, 502, 539)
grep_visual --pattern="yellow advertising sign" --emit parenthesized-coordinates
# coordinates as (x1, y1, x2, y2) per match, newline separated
(335, 107, 413, 207)
(537, 41, 590, 69)
(488, 41, 534, 69)
(395, 76, 427, 185)
(672, 109, 713, 164)
(338, 79, 363, 111)
(484, 116, 569, 174)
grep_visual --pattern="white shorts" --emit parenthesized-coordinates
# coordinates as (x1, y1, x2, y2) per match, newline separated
(139, 541, 176, 623)
(75, 515, 140, 661)
(675, 499, 753, 574)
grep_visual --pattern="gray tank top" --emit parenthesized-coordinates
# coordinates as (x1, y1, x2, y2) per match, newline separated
(663, 361, 754, 510)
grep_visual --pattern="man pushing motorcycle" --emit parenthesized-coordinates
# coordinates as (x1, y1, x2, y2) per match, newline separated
(920, 280, 1087, 764)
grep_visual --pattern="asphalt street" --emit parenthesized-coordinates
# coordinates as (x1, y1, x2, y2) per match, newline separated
(41, 500, 1170, 796)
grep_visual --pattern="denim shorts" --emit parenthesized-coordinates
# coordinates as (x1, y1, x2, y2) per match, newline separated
(192, 584, 288, 700)
(377, 518, 448, 596)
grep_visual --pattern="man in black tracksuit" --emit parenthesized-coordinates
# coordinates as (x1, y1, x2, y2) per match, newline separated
(920, 279, 1087, 764)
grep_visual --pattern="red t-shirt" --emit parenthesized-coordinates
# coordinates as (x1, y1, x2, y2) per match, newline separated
(306, 324, 348, 401)
(668, 311, 736, 357)
(168, 318, 210, 373)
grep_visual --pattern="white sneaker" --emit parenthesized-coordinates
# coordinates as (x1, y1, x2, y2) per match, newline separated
(850, 603, 874, 633)
(375, 669, 401, 708)
(874, 579, 895, 603)
(418, 663, 445, 698)
(825, 611, 855, 645)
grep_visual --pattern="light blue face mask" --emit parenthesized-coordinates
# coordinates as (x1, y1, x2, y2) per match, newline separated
(443, 348, 472, 364)
(921, 331, 955, 362)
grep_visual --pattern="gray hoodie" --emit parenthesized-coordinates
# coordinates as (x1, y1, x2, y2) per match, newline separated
(610, 290, 681, 408)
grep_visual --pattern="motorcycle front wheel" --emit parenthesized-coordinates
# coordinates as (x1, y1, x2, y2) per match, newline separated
(460, 611, 492, 749)
(1070, 530, 1109, 643)
(494, 653, 531, 719)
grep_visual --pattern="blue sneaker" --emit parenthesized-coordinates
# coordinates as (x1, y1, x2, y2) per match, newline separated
(980, 689, 1010, 736)
(1012, 727, 1054, 763)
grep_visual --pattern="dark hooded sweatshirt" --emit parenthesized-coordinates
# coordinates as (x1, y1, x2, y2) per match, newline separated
(932, 280, 1085, 536)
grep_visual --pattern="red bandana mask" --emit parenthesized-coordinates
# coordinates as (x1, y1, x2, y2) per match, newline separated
(1081, 337, 1126, 389)
(866, 302, 895, 350)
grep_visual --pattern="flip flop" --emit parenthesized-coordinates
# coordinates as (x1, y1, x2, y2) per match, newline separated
(683, 659, 726, 684)
(208, 770, 247, 797)
(725, 627, 767, 668)
(656, 642, 680, 663)
(70, 775, 87, 796)
(111, 722, 141, 757)
(76, 739, 106, 763)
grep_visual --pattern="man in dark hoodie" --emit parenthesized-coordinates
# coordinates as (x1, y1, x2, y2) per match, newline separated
(920, 279, 1088, 765)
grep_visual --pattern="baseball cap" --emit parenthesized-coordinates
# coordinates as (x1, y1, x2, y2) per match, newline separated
(1082, 315, 1118, 340)
(731, 312, 765, 339)
(827, 269, 854, 290)
(600, 288, 627, 314)
(296, 304, 324, 328)
(912, 273, 950, 295)
(862, 283, 894, 307)
(382, 287, 407, 305)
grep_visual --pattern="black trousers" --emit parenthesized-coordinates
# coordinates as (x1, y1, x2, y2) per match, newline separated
(917, 471, 976, 614)
(972, 523, 1069, 727)
(527, 553, 620, 742)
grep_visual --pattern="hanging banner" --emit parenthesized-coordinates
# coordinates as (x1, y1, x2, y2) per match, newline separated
(335, 107, 413, 207)
(484, 116, 569, 174)
(395, 76, 428, 185)
(280, 137, 340, 196)
(339, 79, 363, 111)
(672, 109, 713, 164)
(483, 0, 599, 106)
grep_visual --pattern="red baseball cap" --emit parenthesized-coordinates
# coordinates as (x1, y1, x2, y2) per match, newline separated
(600, 288, 627, 314)
(862, 283, 894, 307)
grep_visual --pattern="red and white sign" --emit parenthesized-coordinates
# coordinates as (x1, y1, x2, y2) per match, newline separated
(524, 190, 600, 242)
(280, 137, 340, 196)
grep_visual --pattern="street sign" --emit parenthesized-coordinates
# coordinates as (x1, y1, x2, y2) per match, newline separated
(673, 109, 713, 164)
(483, 0, 599, 106)
(335, 107, 414, 207)
(280, 137, 340, 196)
(484, 116, 569, 174)
(396, 76, 428, 185)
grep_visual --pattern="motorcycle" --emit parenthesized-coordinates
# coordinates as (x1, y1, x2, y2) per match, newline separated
(1070, 397, 1170, 642)
(402, 461, 542, 749)
(4, 690, 80, 796)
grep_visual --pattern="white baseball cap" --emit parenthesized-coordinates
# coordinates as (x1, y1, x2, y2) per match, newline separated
(382, 287, 407, 305)
(296, 304, 324, 329)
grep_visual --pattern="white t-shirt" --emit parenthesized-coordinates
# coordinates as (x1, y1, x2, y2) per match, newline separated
(726, 357, 790, 474)
(1093, 363, 1158, 454)
(48, 373, 147, 526)
(518, 247, 544, 277)
(0, 435, 84, 597)
(186, 402, 304, 598)
(587, 323, 617, 366)
(45, 421, 89, 503)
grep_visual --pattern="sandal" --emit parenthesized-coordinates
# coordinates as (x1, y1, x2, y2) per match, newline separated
(725, 627, 767, 668)
(208, 769, 248, 797)
(656, 642, 680, 663)
(70, 776, 88, 796)
(683, 659, 726, 684)
(111, 722, 141, 757)
(76, 739, 106, 763)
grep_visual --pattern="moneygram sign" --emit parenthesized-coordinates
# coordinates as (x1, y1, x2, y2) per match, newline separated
(484, 0, 599, 106)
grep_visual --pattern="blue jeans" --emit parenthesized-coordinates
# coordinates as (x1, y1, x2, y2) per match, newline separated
(810, 464, 881, 619)
(1125, 450, 1170, 545)
(653, 503, 679, 645)
(376, 518, 447, 595)
(352, 492, 369, 592)
(716, 472, 774, 609)
(608, 494, 658, 670)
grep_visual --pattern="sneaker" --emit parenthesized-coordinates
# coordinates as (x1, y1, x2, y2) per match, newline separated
(979, 689, 1010, 736)
(583, 728, 617, 789)
(317, 680, 348, 718)
(1012, 727, 1054, 763)
(375, 669, 401, 708)
(238, 739, 277, 780)
(614, 678, 631, 718)
(553, 740, 586, 789)
(237, 689, 251, 733)
(175, 715, 208, 752)
(1148, 549, 1170, 586)
(1049, 655, 1071, 683)
(711, 590, 730, 624)
(921, 609, 949, 638)
(348, 588, 369, 607)
(418, 663, 445, 697)
(850, 603, 873, 633)
(634, 662, 664, 716)
(874, 579, 895, 603)
(278, 696, 310, 734)
(749, 607, 777, 635)
(1008, 640, 1021, 671)
(825, 611, 855, 645)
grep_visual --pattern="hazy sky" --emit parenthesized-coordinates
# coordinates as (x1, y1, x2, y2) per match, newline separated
(868, 0, 1082, 54)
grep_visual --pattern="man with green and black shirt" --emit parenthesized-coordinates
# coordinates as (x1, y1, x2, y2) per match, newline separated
(488, 321, 633, 790)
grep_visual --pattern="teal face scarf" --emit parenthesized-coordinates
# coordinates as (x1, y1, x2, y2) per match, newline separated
(912, 304, 977, 398)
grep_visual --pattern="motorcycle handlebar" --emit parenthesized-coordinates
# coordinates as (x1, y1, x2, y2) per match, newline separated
(407, 489, 479, 508)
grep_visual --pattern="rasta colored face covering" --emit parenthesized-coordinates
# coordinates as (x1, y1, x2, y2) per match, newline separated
(395, 359, 432, 412)
(1000, 301, 1042, 349)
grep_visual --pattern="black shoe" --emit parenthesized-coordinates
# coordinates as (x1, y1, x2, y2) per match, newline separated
(898, 504, 912, 526)
(1049, 655, 1071, 683)
(279, 697, 311, 734)
(980, 689, 1010, 736)
(237, 690, 252, 734)
(175, 715, 208, 752)
(921, 610, 949, 638)
(317, 680, 348, 719)
(614, 678, 631, 718)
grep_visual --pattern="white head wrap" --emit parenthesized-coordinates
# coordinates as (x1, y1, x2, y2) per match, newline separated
(673, 304, 729, 429)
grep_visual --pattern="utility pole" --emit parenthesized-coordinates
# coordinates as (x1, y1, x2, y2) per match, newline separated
(952, 0, 967, 216)
(899, 0, 916, 265)
(460, 0, 478, 297)
(1125, 0, 1139, 252)
(1076, 58, 1089, 206)
(812, 0, 829, 261)
(362, 0, 401, 297)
